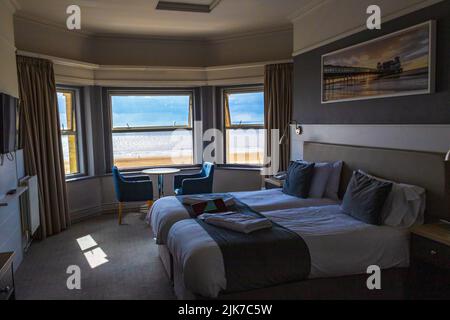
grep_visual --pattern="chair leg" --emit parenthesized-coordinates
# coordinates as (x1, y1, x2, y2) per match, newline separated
(118, 202, 124, 225)
(147, 200, 154, 209)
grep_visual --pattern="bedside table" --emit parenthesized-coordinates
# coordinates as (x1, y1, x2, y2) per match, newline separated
(0, 252, 15, 300)
(408, 223, 450, 299)
(264, 177, 284, 189)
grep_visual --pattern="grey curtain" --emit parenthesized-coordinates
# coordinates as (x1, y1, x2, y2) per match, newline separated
(17, 55, 70, 239)
(264, 63, 293, 173)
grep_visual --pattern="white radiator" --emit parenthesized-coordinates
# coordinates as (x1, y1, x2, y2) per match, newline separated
(19, 176, 40, 241)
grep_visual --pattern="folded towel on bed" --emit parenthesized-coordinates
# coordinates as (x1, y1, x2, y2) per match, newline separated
(199, 212, 273, 234)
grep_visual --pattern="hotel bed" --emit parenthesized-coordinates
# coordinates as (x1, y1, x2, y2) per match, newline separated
(168, 205, 410, 299)
(162, 142, 449, 300)
(148, 188, 338, 245)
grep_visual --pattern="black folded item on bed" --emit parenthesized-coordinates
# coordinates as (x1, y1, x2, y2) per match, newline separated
(176, 193, 235, 217)
(177, 194, 311, 294)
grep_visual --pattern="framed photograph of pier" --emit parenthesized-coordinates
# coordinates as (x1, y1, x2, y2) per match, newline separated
(321, 21, 436, 104)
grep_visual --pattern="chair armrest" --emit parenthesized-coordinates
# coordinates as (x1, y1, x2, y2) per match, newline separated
(122, 175, 150, 182)
(174, 173, 202, 189)
(181, 177, 211, 195)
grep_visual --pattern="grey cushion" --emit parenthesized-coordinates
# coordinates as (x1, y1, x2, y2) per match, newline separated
(282, 161, 315, 198)
(309, 162, 334, 198)
(324, 161, 343, 200)
(341, 171, 393, 225)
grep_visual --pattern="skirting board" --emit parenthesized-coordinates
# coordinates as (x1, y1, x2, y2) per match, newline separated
(70, 202, 149, 224)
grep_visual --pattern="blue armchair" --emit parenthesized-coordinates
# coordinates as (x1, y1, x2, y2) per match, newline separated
(174, 162, 215, 196)
(112, 166, 154, 225)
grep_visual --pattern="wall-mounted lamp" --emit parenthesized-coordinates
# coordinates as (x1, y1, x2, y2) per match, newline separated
(446, 149, 450, 161)
(279, 120, 303, 145)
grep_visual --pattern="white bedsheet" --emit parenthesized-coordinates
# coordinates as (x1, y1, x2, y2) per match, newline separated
(148, 188, 338, 244)
(167, 205, 410, 298)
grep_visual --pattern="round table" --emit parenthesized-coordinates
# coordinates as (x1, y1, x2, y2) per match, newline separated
(142, 168, 181, 198)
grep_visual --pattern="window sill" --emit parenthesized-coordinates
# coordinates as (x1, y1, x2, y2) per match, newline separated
(216, 165, 262, 172)
(65, 175, 93, 183)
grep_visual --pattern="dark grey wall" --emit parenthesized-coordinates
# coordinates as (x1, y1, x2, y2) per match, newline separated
(293, 1, 450, 124)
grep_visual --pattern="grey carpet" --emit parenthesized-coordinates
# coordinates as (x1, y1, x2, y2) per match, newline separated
(15, 212, 176, 300)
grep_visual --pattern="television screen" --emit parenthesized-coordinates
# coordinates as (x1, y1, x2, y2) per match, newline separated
(0, 92, 18, 154)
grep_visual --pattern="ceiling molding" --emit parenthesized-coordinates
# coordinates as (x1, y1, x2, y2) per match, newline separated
(18, 49, 292, 72)
(292, 0, 444, 57)
(17, 50, 99, 69)
(19, 50, 284, 87)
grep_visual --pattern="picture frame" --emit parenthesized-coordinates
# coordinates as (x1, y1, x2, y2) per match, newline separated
(321, 20, 436, 104)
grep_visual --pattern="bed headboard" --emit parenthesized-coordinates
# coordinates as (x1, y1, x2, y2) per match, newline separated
(303, 142, 449, 222)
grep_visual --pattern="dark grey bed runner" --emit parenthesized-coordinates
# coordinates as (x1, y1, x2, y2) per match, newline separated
(176, 194, 311, 294)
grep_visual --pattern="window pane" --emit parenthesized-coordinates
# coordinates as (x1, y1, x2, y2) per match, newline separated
(57, 91, 74, 131)
(111, 95, 191, 128)
(227, 92, 264, 126)
(57, 89, 79, 176)
(61, 134, 79, 175)
(112, 130, 193, 168)
(226, 129, 264, 165)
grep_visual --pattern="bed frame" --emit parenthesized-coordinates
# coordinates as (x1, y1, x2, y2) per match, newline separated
(162, 142, 448, 299)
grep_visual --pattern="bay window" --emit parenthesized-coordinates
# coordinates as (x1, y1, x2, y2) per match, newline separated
(224, 87, 265, 166)
(110, 92, 194, 169)
(57, 89, 82, 176)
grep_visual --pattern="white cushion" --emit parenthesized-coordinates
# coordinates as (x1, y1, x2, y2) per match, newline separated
(358, 170, 426, 228)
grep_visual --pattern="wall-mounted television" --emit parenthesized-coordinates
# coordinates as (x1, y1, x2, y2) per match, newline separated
(0, 92, 18, 154)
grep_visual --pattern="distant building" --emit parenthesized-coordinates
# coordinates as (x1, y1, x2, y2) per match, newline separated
(377, 57, 403, 75)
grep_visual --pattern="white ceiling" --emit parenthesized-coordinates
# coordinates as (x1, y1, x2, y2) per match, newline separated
(14, 0, 320, 40)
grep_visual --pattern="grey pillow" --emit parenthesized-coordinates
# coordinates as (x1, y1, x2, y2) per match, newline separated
(309, 162, 334, 198)
(341, 171, 393, 225)
(324, 161, 343, 200)
(282, 161, 315, 198)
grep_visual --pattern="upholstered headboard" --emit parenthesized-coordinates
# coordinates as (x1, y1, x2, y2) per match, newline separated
(303, 142, 449, 221)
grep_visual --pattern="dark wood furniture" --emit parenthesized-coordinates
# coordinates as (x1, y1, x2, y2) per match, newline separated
(264, 177, 284, 189)
(0, 252, 15, 300)
(409, 223, 450, 299)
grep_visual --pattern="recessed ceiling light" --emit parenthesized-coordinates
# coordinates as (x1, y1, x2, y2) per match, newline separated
(156, 0, 221, 13)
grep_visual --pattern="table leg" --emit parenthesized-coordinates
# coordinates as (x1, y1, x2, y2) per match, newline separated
(158, 174, 165, 198)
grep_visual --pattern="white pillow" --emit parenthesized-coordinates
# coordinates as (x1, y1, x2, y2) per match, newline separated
(324, 161, 343, 200)
(358, 170, 426, 228)
(309, 162, 334, 198)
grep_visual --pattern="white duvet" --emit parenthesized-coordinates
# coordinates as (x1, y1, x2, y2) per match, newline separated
(147, 188, 338, 244)
(167, 205, 410, 299)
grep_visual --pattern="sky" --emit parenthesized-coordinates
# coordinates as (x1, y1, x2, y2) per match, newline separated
(111, 92, 264, 128)
(57, 93, 68, 130)
(58, 92, 265, 129)
(228, 92, 264, 125)
(324, 24, 430, 72)
(112, 95, 191, 128)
